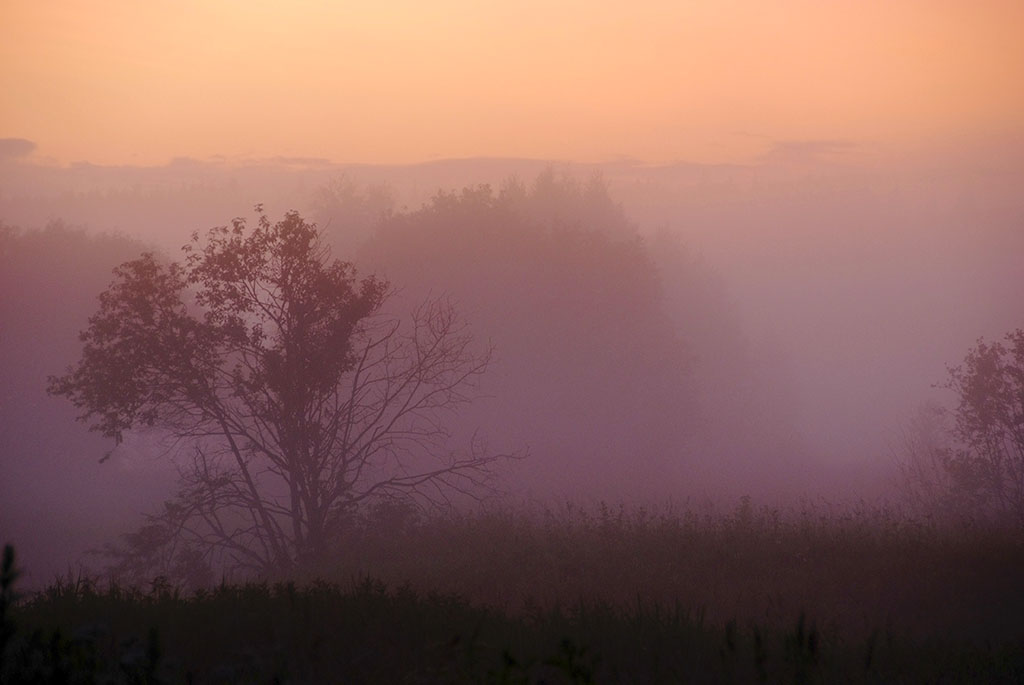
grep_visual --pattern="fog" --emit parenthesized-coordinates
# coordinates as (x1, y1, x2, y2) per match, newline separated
(2, 142, 1022, 582)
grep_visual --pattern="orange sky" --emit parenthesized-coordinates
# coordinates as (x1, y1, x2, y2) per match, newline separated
(2, 0, 1022, 166)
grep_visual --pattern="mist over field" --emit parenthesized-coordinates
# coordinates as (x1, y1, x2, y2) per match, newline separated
(2, 3, 1024, 680)
(3, 146, 1022, 583)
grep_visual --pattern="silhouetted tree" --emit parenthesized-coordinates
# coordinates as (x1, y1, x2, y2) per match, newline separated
(897, 330, 1024, 525)
(361, 177, 693, 496)
(943, 330, 1024, 524)
(50, 208, 506, 576)
(894, 402, 965, 519)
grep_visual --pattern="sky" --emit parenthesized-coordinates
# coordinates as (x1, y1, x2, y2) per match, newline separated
(2, 0, 1023, 167)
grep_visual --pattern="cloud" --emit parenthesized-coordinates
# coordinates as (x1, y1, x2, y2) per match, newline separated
(0, 138, 37, 159)
(759, 139, 858, 165)
(265, 155, 334, 167)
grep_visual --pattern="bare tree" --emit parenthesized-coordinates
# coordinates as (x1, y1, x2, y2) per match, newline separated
(894, 402, 967, 521)
(50, 207, 510, 577)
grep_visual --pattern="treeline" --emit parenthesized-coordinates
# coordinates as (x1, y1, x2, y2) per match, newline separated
(2, 172, 800, 582)
(330, 170, 803, 498)
(0, 222, 176, 584)
(5, 171, 1018, 587)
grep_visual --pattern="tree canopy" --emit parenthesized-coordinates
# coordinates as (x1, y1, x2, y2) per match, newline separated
(314, 169, 805, 497)
(359, 177, 693, 496)
(898, 330, 1024, 526)
(50, 208, 504, 577)
(944, 330, 1024, 524)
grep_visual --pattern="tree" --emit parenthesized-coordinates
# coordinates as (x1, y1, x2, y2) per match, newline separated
(942, 330, 1024, 525)
(50, 208, 507, 577)
(897, 330, 1024, 526)
(894, 402, 965, 520)
(361, 178, 694, 497)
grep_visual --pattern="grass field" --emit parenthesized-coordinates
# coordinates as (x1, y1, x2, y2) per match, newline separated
(4, 501, 1023, 683)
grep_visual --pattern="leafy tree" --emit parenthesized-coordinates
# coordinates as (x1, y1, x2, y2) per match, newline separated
(897, 330, 1024, 526)
(943, 330, 1024, 524)
(50, 208, 506, 577)
(361, 176, 693, 497)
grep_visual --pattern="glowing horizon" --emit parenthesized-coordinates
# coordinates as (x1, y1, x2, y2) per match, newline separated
(2, 0, 1022, 167)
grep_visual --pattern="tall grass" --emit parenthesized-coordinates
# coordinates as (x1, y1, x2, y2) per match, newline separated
(326, 499, 1024, 641)
(4, 501, 1023, 682)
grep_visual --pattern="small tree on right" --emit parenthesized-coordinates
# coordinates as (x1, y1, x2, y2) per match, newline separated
(928, 329, 1024, 526)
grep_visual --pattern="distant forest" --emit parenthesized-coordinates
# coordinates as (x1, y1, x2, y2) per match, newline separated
(2, 172, 798, 580)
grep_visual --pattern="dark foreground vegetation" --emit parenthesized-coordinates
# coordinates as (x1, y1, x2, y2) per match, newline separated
(4, 504, 1024, 683)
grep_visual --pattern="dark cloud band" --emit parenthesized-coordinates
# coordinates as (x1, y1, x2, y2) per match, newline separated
(0, 138, 36, 159)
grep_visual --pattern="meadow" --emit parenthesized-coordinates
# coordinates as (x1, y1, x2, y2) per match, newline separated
(3, 501, 1023, 683)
